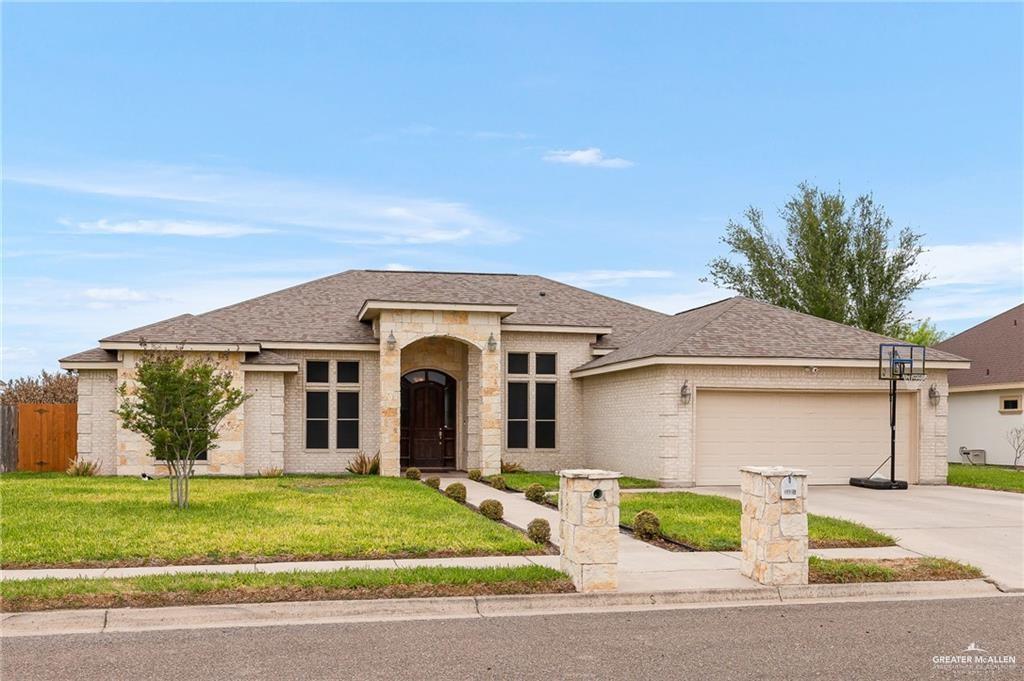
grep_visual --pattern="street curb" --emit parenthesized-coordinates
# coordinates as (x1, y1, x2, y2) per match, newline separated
(0, 579, 1010, 638)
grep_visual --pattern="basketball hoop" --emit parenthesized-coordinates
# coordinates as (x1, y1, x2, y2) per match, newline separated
(851, 344, 928, 491)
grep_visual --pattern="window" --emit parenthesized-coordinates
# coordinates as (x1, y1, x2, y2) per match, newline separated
(535, 382, 556, 448)
(508, 352, 529, 375)
(1000, 395, 1022, 414)
(306, 361, 329, 384)
(337, 391, 359, 448)
(338, 361, 359, 384)
(507, 382, 529, 448)
(535, 353, 556, 375)
(306, 391, 329, 449)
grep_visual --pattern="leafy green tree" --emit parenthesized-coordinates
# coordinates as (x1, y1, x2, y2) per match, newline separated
(705, 183, 928, 336)
(896, 318, 949, 346)
(115, 353, 248, 509)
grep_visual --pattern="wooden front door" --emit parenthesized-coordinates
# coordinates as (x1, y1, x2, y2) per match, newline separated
(400, 370, 457, 470)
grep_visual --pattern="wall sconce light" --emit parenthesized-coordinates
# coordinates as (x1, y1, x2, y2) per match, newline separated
(386, 330, 397, 351)
(928, 384, 940, 406)
(487, 332, 498, 352)
(680, 380, 691, 405)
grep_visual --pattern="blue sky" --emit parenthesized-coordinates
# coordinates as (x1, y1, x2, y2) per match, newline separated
(3, 3, 1022, 378)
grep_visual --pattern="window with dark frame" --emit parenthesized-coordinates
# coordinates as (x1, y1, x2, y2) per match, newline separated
(535, 382, 556, 448)
(338, 361, 359, 384)
(1000, 395, 1022, 413)
(306, 360, 329, 383)
(535, 353, 556, 375)
(507, 382, 529, 448)
(337, 391, 359, 448)
(508, 352, 529, 375)
(305, 391, 329, 449)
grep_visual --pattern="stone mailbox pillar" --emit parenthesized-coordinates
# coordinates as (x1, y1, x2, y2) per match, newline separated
(559, 469, 621, 593)
(739, 466, 809, 586)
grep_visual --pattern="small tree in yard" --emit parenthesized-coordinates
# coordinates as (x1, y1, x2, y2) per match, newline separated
(115, 354, 248, 509)
(1008, 427, 1024, 470)
(0, 370, 77, 404)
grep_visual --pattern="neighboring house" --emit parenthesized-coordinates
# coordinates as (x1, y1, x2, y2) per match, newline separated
(935, 303, 1024, 466)
(59, 270, 968, 486)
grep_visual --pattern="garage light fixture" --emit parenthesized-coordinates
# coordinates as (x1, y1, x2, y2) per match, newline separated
(680, 380, 691, 404)
(487, 332, 498, 352)
(928, 384, 940, 406)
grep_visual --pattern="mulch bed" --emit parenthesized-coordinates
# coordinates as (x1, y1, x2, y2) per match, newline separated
(0, 580, 577, 613)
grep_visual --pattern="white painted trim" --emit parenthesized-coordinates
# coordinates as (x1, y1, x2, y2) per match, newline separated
(571, 355, 971, 378)
(240, 364, 300, 373)
(948, 382, 1024, 394)
(99, 341, 261, 352)
(500, 324, 613, 335)
(261, 342, 380, 352)
(59, 361, 121, 370)
(358, 300, 517, 321)
(590, 348, 614, 356)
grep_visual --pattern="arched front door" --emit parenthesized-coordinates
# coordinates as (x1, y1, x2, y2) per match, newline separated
(400, 370, 457, 470)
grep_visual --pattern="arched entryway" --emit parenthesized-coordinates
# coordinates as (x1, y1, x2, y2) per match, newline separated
(400, 369, 457, 470)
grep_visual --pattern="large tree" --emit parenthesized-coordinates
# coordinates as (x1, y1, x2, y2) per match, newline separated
(704, 183, 928, 336)
(116, 353, 248, 509)
(0, 370, 77, 405)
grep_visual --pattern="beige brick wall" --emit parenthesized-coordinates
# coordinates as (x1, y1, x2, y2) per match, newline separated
(582, 364, 950, 486)
(501, 332, 592, 472)
(243, 371, 286, 475)
(276, 349, 380, 474)
(75, 369, 118, 474)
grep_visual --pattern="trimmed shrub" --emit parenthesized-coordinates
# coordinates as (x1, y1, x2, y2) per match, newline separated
(489, 475, 507, 491)
(66, 459, 101, 477)
(524, 483, 547, 504)
(478, 499, 504, 521)
(632, 510, 661, 541)
(405, 467, 421, 481)
(424, 476, 440, 489)
(501, 461, 525, 474)
(527, 518, 551, 544)
(467, 469, 483, 481)
(444, 482, 467, 503)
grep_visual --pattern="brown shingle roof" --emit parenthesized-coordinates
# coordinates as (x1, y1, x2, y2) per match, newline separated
(242, 350, 298, 366)
(59, 347, 119, 363)
(935, 303, 1023, 388)
(577, 296, 968, 371)
(102, 314, 251, 345)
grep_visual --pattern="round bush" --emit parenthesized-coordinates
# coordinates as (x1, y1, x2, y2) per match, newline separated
(424, 476, 440, 490)
(524, 483, 547, 504)
(632, 510, 661, 541)
(405, 467, 421, 481)
(467, 469, 483, 481)
(489, 475, 507, 491)
(444, 482, 467, 503)
(478, 499, 504, 521)
(527, 518, 551, 544)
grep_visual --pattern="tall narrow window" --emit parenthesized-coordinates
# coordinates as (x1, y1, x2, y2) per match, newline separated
(337, 391, 359, 449)
(507, 382, 529, 448)
(306, 391, 329, 449)
(508, 352, 529, 375)
(535, 382, 556, 449)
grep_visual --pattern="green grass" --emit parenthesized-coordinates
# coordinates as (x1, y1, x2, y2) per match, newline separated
(620, 492, 895, 551)
(808, 556, 982, 584)
(947, 463, 1024, 493)
(0, 474, 539, 568)
(0, 565, 573, 612)
(500, 472, 658, 492)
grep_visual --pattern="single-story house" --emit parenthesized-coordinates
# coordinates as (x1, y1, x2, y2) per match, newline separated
(59, 269, 969, 486)
(935, 303, 1023, 466)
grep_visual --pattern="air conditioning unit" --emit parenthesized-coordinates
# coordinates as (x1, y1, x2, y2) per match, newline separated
(958, 447, 987, 465)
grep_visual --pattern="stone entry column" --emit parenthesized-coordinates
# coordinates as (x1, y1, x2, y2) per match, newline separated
(378, 338, 402, 477)
(739, 466, 809, 586)
(559, 469, 621, 593)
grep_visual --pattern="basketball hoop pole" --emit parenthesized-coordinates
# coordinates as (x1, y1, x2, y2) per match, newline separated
(889, 377, 897, 484)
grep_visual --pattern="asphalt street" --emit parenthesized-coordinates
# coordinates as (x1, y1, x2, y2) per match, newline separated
(3, 597, 1021, 680)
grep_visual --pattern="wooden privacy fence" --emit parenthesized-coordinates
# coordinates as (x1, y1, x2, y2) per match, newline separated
(0, 403, 77, 472)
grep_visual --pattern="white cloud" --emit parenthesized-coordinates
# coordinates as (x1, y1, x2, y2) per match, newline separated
(918, 242, 1023, 287)
(8, 163, 516, 246)
(543, 147, 634, 169)
(628, 287, 734, 314)
(551, 269, 675, 288)
(77, 218, 272, 238)
(83, 287, 151, 302)
(384, 263, 415, 271)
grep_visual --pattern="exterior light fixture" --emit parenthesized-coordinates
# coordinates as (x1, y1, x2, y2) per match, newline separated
(487, 332, 498, 352)
(386, 330, 397, 351)
(680, 380, 691, 405)
(928, 384, 940, 406)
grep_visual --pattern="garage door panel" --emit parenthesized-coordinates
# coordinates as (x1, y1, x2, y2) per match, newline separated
(696, 391, 914, 485)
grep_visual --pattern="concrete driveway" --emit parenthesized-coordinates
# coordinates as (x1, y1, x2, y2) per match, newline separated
(692, 484, 1024, 591)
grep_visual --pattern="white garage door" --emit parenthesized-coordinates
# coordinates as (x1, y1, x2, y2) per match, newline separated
(696, 390, 916, 485)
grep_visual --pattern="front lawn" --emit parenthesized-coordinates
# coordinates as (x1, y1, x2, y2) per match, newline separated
(947, 463, 1024, 493)
(0, 474, 540, 568)
(0, 565, 572, 612)
(620, 492, 895, 551)
(809, 556, 982, 584)
(501, 472, 658, 492)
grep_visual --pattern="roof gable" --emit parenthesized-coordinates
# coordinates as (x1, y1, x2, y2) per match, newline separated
(935, 303, 1023, 387)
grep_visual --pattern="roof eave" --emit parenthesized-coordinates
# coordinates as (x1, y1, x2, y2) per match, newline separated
(571, 355, 972, 378)
(358, 300, 518, 321)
